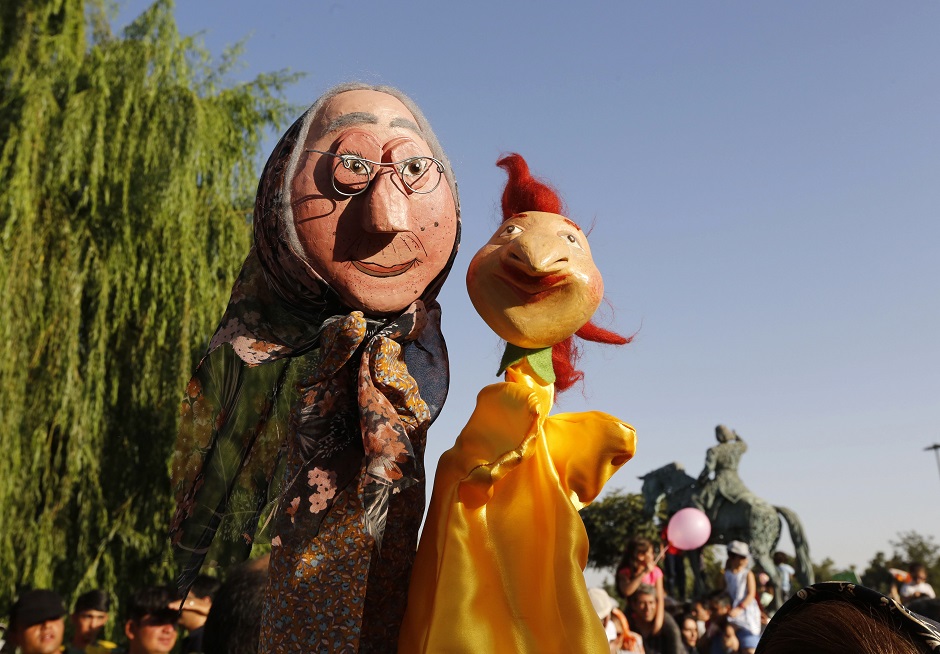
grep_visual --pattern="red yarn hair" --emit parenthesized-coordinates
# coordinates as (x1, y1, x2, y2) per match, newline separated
(497, 153, 566, 220)
(497, 153, 631, 394)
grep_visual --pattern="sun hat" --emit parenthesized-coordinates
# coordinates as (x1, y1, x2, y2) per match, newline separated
(727, 540, 750, 557)
(588, 588, 617, 620)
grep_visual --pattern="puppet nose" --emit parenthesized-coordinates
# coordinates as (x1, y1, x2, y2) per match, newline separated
(504, 232, 569, 274)
(364, 171, 412, 233)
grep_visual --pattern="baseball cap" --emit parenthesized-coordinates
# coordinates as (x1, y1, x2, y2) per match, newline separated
(9, 589, 66, 629)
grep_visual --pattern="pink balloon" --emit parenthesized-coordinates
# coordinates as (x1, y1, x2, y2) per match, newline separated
(667, 508, 711, 551)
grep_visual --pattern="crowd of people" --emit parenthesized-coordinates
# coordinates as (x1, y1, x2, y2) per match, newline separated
(591, 539, 940, 654)
(1, 558, 268, 654)
(5, 543, 940, 653)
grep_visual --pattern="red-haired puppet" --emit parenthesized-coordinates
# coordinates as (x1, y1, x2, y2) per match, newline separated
(399, 154, 636, 653)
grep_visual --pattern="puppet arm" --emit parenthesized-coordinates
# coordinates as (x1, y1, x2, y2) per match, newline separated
(543, 411, 636, 510)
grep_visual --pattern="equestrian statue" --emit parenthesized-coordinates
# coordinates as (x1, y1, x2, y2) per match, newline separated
(639, 425, 813, 608)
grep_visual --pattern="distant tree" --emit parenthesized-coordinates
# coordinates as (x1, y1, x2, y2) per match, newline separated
(812, 557, 839, 583)
(892, 531, 940, 569)
(861, 551, 895, 594)
(580, 490, 659, 571)
(861, 531, 940, 595)
(700, 545, 725, 592)
(0, 0, 295, 617)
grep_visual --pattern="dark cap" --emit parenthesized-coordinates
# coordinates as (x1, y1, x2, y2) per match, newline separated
(74, 589, 110, 614)
(756, 582, 940, 653)
(9, 589, 66, 628)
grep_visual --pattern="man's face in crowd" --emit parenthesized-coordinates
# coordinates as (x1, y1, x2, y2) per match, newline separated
(71, 609, 108, 646)
(168, 595, 211, 631)
(125, 614, 178, 654)
(631, 593, 657, 624)
(681, 617, 699, 647)
(12, 617, 65, 654)
(691, 600, 710, 622)
(721, 623, 740, 651)
(291, 89, 458, 315)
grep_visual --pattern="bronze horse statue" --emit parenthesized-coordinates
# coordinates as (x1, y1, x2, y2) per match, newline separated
(639, 462, 813, 607)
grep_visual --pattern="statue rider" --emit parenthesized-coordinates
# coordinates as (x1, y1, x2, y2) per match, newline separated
(694, 425, 751, 523)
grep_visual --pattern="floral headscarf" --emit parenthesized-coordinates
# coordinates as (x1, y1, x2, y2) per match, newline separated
(168, 84, 460, 593)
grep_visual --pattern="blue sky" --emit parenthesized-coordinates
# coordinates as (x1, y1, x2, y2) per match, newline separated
(117, 1, 940, 576)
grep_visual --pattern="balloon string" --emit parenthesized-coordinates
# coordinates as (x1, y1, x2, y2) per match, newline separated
(653, 544, 669, 566)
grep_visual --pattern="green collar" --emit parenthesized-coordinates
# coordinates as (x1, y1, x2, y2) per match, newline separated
(498, 343, 555, 385)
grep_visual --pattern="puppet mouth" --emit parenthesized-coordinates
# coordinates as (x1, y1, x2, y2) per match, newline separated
(352, 259, 418, 277)
(497, 264, 570, 301)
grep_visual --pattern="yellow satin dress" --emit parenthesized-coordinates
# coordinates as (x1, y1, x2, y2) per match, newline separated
(399, 362, 637, 653)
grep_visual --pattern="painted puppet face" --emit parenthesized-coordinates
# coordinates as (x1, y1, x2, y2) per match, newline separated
(466, 211, 603, 349)
(290, 90, 458, 315)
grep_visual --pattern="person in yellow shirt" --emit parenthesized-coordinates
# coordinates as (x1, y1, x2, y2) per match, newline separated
(66, 589, 118, 653)
(400, 154, 637, 653)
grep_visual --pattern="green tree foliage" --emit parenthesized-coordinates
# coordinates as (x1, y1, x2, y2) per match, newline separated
(862, 551, 894, 593)
(861, 531, 940, 595)
(699, 545, 725, 593)
(0, 0, 296, 614)
(811, 557, 840, 583)
(581, 491, 725, 600)
(580, 490, 659, 571)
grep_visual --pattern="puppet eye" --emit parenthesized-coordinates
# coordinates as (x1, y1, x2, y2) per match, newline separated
(344, 157, 372, 175)
(563, 232, 584, 249)
(400, 158, 429, 178)
(501, 224, 524, 237)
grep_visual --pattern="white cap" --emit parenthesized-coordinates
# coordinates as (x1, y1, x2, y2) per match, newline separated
(727, 540, 750, 557)
(588, 587, 617, 620)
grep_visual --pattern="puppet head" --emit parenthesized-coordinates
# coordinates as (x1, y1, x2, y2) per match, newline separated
(466, 153, 628, 391)
(257, 83, 460, 317)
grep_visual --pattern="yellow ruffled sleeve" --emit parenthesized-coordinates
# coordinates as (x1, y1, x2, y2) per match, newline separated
(544, 410, 636, 511)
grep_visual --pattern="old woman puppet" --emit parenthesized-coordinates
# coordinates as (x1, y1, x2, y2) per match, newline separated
(169, 83, 460, 653)
(399, 154, 636, 653)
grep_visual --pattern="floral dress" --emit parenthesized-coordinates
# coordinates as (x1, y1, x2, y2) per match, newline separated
(259, 312, 434, 652)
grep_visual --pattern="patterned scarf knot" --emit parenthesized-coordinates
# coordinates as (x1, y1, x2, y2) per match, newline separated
(291, 303, 431, 548)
